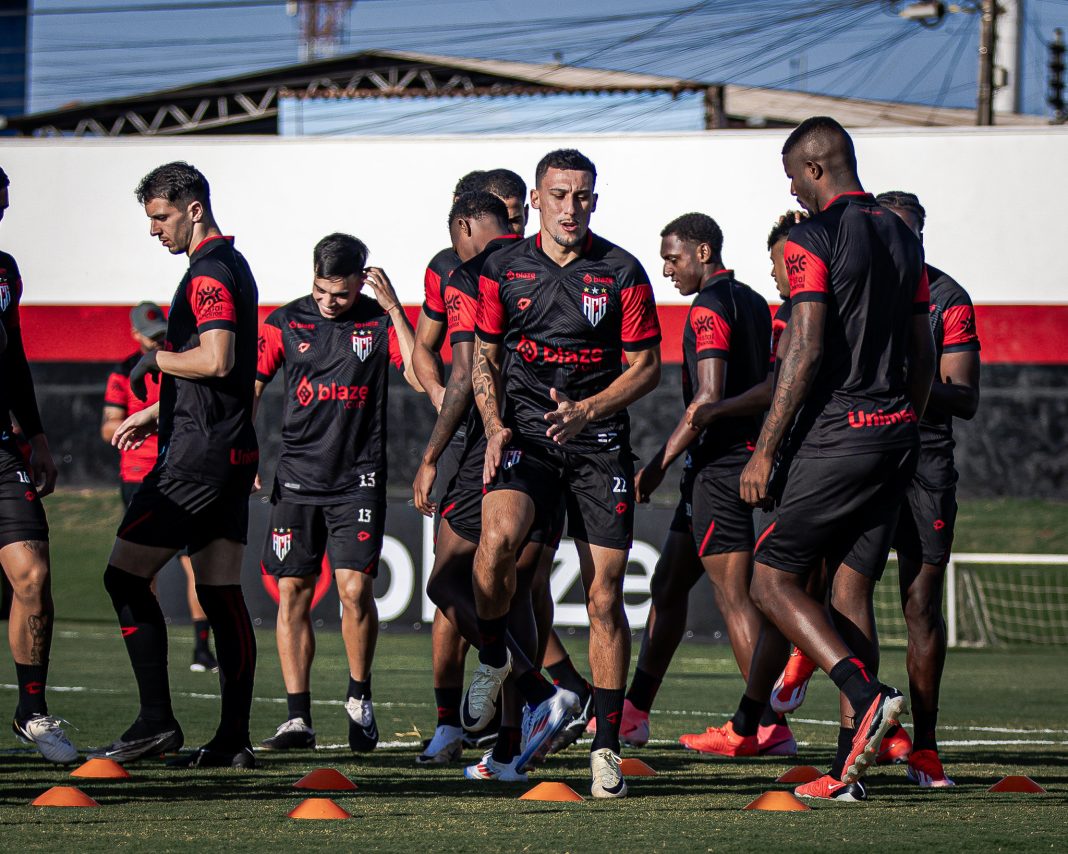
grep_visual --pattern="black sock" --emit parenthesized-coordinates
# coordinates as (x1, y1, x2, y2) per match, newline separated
(546, 656, 589, 700)
(476, 615, 508, 668)
(348, 674, 371, 700)
(14, 662, 48, 719)
(435, 687, 462, 727)
(760, 705, 786, 727)
(913, 708, 938, 752)
(730, 694, 766, 737)
(624, 667, 661, 713)
(515, 669, 555, 706)
(829, 726, 854, 779)
(491, 725, 522, 763)
(196, 584, 257, 750)
(193, 619, 211, 654)
(287, 691, 312, 727)
(590, 686, 625, 753)
(104, 565, 174, 723)
(829, 657, 880, 716)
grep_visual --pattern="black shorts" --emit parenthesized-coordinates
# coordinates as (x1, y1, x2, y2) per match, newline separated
(668, 458, 695, 535)
(117, 463, 255, 554)
(755, 446, 918, 580)
(893, 449, 958, 567)
(691, 466, 754, 557)
(263, 492, 386, 579)
(0, 437, 48, 548)
(489, 438, 634, 551)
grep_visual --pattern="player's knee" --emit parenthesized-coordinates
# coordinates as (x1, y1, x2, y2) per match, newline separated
(586, 582, 623, 626)
(337, 573, 374, 611)
(749, 572, 779, 616)
(11, 562, 50, 606)
(903, 592, 942, 633)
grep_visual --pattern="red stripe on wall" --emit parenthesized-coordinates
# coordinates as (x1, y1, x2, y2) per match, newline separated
(15, 304, 1067, 365)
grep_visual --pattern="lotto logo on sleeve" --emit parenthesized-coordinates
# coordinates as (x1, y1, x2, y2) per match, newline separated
(272, 528, 293, 562)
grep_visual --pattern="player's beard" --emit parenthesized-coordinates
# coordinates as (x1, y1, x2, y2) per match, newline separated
(549, 225, 586, 248)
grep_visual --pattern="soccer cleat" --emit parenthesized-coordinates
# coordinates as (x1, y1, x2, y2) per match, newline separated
(547, 690, 593, 755)
(259, 717, 316, 751)
(679, 720, 759, 757)
(461, 649, 511, 734)
(190, 649, 219, 673)
(167, 745, 256, 769)
(876, 725, 913, 765)
(620, 699, 651, 748)
(346, 696, 379, 752)
(463, 750, 528, 782)
(515, 686, 580, 771)
(416, 724, 464, 766)
(770, 646, 818, 714)
(795, 774, 868, 802)
(12, 714, 79, 765)
(590, 747, 627, 799)
(757, 721, 798, 757)
(906, 749, 955, 788)
(842, 687, 909, 784)
(89, 718, 184, 763)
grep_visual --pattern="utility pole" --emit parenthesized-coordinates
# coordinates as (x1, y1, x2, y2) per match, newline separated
(993, 0, 1024, 114)
(977, 0, 998, 125)
(288, 1, 354, 62)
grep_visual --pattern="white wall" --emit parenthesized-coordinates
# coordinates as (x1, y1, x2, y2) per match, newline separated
(1, 126, 1065, 308)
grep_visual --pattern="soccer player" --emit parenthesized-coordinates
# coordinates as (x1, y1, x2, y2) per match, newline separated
(0, 165, 77, 764)
(256, 234, 418, 753)
(471, 148, 662, 798)
(102, 301, 218, 673)
(740, 117, 936, 801)
(878, 190, 981, 788)
(93, 162, 260, 768)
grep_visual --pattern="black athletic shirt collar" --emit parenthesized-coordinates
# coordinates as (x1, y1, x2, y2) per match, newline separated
(700, 268, 735, 290)
(822, 191, 875, 211)
(533, 229, 595, 266)
(190, 234, 234, 261)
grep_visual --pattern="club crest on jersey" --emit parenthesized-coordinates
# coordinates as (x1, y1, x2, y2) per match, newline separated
(352, 330, 374, 361)
(581, 284, 608, 327)
(272, 528, 293, 562)
(0, 284, 9, 312)
(502, 449, 523, 470)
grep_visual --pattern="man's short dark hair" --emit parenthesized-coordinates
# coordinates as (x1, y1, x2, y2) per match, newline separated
(660, 212, 724, 257)
(135, 161, 211, 209)
(0, 166, 8, 190)
(482, 168, 526, 201)
(453, 170, 488, 196)
(448, 191, 510, 228)
(767, 212, 800, 250)
(534, 149, 596, 188)
(313, 233, 369, 279)
(875, 190, 926, 232)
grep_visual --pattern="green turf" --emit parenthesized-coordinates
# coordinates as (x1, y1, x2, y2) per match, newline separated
(0, 628, 1066, 853)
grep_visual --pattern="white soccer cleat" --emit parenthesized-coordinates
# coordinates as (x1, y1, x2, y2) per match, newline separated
(515, 686, 580, 770)
(416, 724, 464, 766)
(461, 649, 512, 733)
(13, 714, 79, 765)
(259, 717, 316, 751)
(463, 750, 528, 782)
(590, 747, 627, 799)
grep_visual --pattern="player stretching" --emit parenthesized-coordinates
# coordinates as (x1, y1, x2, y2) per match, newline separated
(256, 234, 418, 752)
(471, 149, 662, 798)
(102, 301, 218, 673)
(741, 118, 936, 801)
(0, 165, 77, 764)
(878, 190, 981, 788)
(94, 162, 260, 768)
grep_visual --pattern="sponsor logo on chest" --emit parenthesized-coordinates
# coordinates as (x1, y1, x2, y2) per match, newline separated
(580, 274, 613, 327)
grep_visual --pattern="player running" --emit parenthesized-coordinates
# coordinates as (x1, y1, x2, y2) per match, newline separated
(255, 233, 418, 753)
(0, 165, 77, 764)
(471, 149, 662, 798)
(878, 190, 981, 788)
(741, 118, 936, 801)
(93, 162, 261, 768)
(102, 301, 218, 674)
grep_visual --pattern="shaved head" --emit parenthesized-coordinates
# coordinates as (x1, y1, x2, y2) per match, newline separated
(781, 116, 862, 213)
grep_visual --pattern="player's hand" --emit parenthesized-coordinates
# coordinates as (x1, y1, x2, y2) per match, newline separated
(634, 465, 664, 504)
(112, 406, 158, 451)
(412, 460, 438, 517)
(129, 350, 160, 402)
(27, 434, 58, 498)
(364, 267, 401, 313)
(686, 400, 718, 431)
(483, 427, 513, 486)
(544, 388, 589, 445)
(740, 451, 774, 508)
(429, 383, 446, 414)
(251, 472, 262, 494)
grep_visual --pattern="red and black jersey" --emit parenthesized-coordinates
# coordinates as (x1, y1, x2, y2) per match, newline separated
(921, 264, 981, 451)
(105, 351, 163, 483)
(783, 192, 929, 458)
(258, 293, 403, 503)
(159, 235, 259, 485)
(0, 251, 44, 438)
(421, 246, 461, 323)
(681, 271, 771, 471)
(475, 231, 661, 454)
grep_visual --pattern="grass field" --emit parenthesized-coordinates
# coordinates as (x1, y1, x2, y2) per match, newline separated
(0, 492, 1065, 852)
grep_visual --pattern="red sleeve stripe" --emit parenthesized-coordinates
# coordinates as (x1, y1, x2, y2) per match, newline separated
(621, 282, 661, 345)
(689, 305, 731, 358)
(423, 268, 445, 315)
(941, 303, 980, 349)
(784, 240, 829, 298)
(188, 275, 237, 329)
(914, 265, 931, 312)
(475, 275, 505, 338)
(257, 322, 285, 381)
(387, 324, 404, 369)
(445, 286, 479, 339)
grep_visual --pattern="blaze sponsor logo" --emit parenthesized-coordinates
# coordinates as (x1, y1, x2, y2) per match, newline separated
(505, 270, 537, 280)
(517, 337, 538, 362)
(289, 320, 315, 330)
(297, 342, 311, 354)
(352, 330, 374, 361)
(582, 273, 615, 285)
(296, 380, 372, 408)
(517, 297, 532, 311)
(502, 449, 523, 470)
(296, 375, 315, 407)
(581, 284, 608, 326)
(615, 501, 628, 515)
(230, 448, 259, 466)
(0, 283, 10, 312)
(357, 531, 371, 542)
(847, 407, 918, 428)
(272, 528, 293, 562)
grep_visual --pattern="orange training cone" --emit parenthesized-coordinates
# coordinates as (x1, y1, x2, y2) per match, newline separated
(32, 786, 101, 808)
(519, 782, 584, 802)
(619, 758, 657, 777)
(288, 798, 352, 820)
(744, 791, 811, 811)
(71, 758, 131, 780)
(293, 768, 358, 791)
(776, 765, 822, 784)
(988, 775, 1045, 793)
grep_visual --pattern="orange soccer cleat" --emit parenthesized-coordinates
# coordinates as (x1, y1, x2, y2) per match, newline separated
(679, 720, 759, 757)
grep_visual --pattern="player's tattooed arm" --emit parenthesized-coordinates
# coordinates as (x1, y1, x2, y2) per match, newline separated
(472, 334, 505, 438)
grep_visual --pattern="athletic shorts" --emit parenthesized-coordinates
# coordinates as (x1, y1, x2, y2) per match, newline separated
(489, 438, 634, 551)
(893, 448, 958, 567)
(0, 436, 48, 548)
(117, 463, 255, 554)
(668, 458, 695, 535)
(691, 466, 754, 557)
(755, 445, 918, 580)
